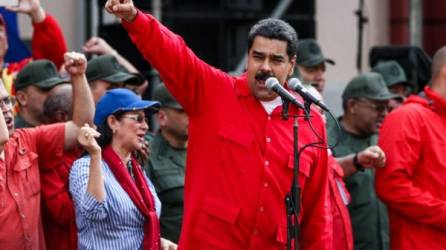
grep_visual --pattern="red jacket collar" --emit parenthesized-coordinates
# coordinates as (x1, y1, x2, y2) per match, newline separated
(407, 86, 446, 115)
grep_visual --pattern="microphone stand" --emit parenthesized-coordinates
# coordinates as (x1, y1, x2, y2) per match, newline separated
(284, 100, 310, 250)
(282, 99, 289, 120)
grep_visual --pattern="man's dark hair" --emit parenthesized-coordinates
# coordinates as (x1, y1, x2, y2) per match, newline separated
(248, 18, 298, 59)
(43, 85, 73, 123)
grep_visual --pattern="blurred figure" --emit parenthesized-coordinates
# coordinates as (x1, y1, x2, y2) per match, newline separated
(376, 46, 446, 250)
(14, 59, 68, 128)
(327, 72, 395, 250)
(83, 36, 148, 96)
(1, 0, 67, 95)
(0, 52, 94, 249)
(303, 85, 353, 250)
(40, 82, 79, 250)
(144, 83, 188, 243)
(86, 55, 145, 103)
(69, 88, 177, 250)
(295, 38, 335, 93)
(372, 60, 414, 111)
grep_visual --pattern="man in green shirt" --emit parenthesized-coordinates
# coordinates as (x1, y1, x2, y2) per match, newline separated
(144, 83, 188, 243)
(327, 72, 396, 250)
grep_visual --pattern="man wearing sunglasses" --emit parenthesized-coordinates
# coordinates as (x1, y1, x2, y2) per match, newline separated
(326, 72, 397, 250)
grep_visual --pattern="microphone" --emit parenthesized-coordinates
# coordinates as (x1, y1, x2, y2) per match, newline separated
(265, 77, 304, 109)
(288, 78, 329, 111)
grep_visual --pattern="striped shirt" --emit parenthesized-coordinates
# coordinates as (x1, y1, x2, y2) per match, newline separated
(69, 156, 161, 250)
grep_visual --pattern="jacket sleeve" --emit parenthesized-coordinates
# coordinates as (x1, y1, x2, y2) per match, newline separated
(376, 108, 446, 230)
(41, 168, 76, 225)
(31, 13, 67, 70)
(69, 157, 109, 221)
(300, 117, 332, 249)
(122, 11, 232, 118)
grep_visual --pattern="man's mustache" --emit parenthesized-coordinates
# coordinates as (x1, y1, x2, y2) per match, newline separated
(255, 72, 274, 81)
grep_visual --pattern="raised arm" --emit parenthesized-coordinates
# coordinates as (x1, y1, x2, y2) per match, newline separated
(7, 0, 68, 69)
(104, 0, 231, 117)
(69, 125, 107, 221)
(83, 36, 139, 73)
(63, 52, 95, 151)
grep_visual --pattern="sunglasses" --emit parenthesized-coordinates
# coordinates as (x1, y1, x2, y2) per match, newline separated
(355, 98, 388, 113)
(121, 114, 148, 124)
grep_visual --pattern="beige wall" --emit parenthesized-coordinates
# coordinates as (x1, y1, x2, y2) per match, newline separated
(17, 0, 80, 51)
(317, 0, 389, 115)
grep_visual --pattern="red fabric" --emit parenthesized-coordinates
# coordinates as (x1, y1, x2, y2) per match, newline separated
(376, 86, 446, 250)
(328, 155, 353, 250)
(102, 146, 160, 250)
(0, 123, 64, 249)
(123, 11, 332, 250)
(31, 14, 67, 70)
(40, 148, 81, 250)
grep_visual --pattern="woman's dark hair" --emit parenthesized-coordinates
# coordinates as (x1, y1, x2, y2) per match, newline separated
(96, 110, 126, 148)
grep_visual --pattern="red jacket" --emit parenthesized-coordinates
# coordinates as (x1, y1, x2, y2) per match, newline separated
(376, 86, 446, 250)
(0, 123, 65, 249)
(40, 149, 81, 250)
(328, 156, 353, 250)
(123, 11, 332, 250)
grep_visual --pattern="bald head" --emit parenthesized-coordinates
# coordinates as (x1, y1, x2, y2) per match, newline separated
(432, 46, 446, 77)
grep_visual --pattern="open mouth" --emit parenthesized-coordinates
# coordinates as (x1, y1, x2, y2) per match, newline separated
(137, 134, 145, 143)
(4, 116, 13, 129)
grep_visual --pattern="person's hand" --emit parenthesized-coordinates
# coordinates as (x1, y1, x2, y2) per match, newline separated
(134, 140, 150, 165)
(104, 0, 137, 23)
(83, 37, 116, 56)
(64, 52, 87, 77)
(358, 145, 386, 169)
(78, 124, 101, 155)
(5, 0, 45, 23)
(160, 238, 177, 250)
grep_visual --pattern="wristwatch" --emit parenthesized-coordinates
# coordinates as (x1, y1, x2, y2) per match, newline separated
(353, 153, 365, 172)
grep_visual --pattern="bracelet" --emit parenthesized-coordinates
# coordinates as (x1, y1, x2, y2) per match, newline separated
(353, 153, 365, 172)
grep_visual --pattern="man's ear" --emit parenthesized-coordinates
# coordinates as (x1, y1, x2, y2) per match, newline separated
(346, 99, 357, 114)
(156, 109, 168, 127)
(15, 90, 27, 106)
(440, 64, 446, 77)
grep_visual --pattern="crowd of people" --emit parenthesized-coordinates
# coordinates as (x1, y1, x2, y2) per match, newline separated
(0, 0, 445, 249)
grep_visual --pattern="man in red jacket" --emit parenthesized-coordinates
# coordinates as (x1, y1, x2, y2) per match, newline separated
(106, 1, 332, 249)
(376, 46, 446, 249)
